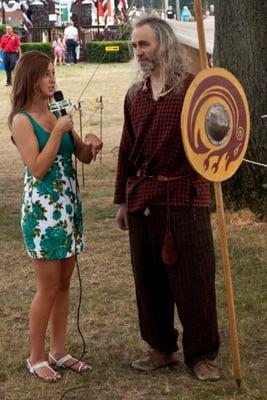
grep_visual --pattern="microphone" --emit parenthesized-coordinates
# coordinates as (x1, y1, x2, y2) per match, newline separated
(53, 90, 74, 145)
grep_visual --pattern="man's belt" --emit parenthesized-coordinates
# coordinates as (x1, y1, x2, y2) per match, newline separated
(136, 170, 193, 181)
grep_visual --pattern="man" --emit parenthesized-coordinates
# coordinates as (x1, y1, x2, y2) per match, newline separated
(63, 21, 79, 65)
(114, 16, 220, 381)
(0, 25, 20, 86)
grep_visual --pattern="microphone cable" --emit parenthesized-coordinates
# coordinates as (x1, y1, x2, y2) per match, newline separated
(56, 54, 108, 396)
(58, 132, 87, 400)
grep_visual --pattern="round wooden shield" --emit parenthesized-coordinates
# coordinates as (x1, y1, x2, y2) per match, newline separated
(181, 68, 250, 182)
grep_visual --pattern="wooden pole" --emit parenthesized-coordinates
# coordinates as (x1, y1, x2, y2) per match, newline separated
(78, 101, 85, 188)
(214, 182, 242, 386)
(100, 96, 103, 165)
(194, 0, 209, 69)
(194, 0, 242, 387)
(1, 0, 5, 24)
(97, 96, 103, 165)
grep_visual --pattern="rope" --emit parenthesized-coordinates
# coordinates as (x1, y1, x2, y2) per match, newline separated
(243, 159, 267, 168)
(70, 53, 107, 117)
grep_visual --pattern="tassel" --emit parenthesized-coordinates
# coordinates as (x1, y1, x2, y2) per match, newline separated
(162, 231, 178, 265)
(162, 179, 178, 265)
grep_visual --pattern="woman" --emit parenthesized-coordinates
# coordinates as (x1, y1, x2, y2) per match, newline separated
(8, 50, 103, 382)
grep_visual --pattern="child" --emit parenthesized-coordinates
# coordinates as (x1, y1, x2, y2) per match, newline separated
(52, 35, 64, 67)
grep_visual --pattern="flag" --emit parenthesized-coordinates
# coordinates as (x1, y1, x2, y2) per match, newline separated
(98, 0, 110, 28)
(19, 0, 33, 31)
(118, 0, 128, 11)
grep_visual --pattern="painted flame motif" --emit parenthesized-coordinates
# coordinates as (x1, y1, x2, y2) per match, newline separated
(187, 75, 248, 175)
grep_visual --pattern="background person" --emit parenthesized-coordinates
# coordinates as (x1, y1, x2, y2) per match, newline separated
(166, 5, 175, 19)
(210, 4, 215, 15)
(8, 50, 103, 382)
(114, 16, 220, 381)
(64, 21, 79, 65)
(52, 34, 65, 67)
(0, 25, 20, 86)
(181, 6, 192, 21)
(75, 39, 81, 62)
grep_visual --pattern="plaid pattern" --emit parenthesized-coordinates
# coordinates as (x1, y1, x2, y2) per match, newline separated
(114, 75, 211, 212)
(128, 206, 220, 368)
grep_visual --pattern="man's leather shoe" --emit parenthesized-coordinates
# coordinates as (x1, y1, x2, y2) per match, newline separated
(193, 359, 220, 381)
(131, 350, 178, 371)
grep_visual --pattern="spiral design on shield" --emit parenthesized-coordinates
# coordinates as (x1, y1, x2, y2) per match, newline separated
(237, 127, 244, 141)
(187, 74, 248, 174)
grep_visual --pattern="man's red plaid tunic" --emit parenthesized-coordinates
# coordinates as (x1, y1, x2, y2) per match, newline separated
(114, 74, 211, 212)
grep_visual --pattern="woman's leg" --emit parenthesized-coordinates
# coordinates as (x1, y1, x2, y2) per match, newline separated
(49, 256, 91, 372)
(49, 256, 75, 356)
(29, 259, 62, 379)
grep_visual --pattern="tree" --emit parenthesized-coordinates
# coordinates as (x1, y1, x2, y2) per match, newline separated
(213, 0, 267, 217)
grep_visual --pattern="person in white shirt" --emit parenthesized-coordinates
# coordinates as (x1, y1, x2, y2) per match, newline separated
(64, 21, 78, 64)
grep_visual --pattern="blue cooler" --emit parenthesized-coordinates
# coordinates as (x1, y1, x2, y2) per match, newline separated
(0, 51, 4, 70)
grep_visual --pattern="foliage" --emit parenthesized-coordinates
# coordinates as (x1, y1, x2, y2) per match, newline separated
(0, 23, 20, 37)
(20, 42, 53, 59)
(116, 23, 132, 41)
(0, 24, 5, 37)
(85, 41, 131, 63)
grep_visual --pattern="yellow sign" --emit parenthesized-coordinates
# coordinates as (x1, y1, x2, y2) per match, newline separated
(181, 68, 250, 182)
(105, 46, 120, 52)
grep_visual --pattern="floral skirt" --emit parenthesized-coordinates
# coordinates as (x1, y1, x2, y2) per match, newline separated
(21, 155, 83, 260)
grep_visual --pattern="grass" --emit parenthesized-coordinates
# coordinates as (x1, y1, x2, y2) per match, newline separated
(0, 64, 266, 399)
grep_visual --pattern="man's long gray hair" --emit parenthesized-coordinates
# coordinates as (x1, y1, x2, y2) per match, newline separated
(129, 16, 189, 96)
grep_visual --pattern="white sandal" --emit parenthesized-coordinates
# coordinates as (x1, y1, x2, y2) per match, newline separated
(26, 358, 61, 382)
(49, 353, 92, 374)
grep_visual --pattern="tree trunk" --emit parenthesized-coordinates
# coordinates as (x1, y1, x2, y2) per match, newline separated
(213, 0, 267, 217)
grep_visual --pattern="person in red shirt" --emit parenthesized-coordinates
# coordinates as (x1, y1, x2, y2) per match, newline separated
(114, 16, 220, 381)
(0, 25, 21, 86)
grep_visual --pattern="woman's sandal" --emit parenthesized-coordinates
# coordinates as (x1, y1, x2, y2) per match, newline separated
(26, 358, 61, 382)
(48, 353, 92, 374)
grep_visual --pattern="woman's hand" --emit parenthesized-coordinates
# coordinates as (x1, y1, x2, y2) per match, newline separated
(53, 115, 73, 136)
(84, 133, 103, 161)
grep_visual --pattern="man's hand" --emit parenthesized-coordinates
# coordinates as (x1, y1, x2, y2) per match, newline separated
(116, 204, 128, 230)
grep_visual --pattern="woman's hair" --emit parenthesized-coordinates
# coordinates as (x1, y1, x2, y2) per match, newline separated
(129, 16, 189, 96)
(8, 50, 52, 129)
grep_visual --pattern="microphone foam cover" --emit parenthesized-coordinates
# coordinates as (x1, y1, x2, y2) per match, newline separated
(54, 90, 64, 102)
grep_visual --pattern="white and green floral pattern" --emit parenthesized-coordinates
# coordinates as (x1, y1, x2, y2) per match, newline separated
(19, 111, 83, 260)
(21, 155, 83, 260)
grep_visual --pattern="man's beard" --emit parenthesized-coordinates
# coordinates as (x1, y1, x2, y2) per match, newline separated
(139, 56, 159, 74)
